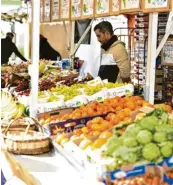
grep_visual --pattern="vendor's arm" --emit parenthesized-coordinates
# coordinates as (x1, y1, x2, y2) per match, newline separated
(113, 44, 131, 83)
(13, 44, 27, 62)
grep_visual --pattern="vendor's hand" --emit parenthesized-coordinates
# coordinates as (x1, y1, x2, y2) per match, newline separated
(122, 77, 131, 83)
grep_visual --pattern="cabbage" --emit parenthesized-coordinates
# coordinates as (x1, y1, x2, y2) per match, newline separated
(142, 143, 160, 161)
(124, 124, 142, 137)
(161, 145, 173, 157)
(127, 153, 138, 163)
(158, 141, 173, 148)
(105, 136, 122, 157)
(137, 130, 153, 144)
(123, 137, 138, 147)
(139, 116, 159, 132)
(153, 132, 167, 143)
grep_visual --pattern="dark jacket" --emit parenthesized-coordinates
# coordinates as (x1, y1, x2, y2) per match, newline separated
(40, 37, 62, 61)
(1, 38, 27, 65)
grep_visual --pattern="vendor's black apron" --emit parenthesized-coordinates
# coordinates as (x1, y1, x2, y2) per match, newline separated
(98, 65, 119, 83)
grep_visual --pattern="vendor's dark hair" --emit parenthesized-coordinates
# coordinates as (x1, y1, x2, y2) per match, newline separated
(6, 32, 14, 38)
(94, 21, 114, 35)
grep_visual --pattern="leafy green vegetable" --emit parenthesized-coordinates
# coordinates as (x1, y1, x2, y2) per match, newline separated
(139, 116, 159, 132)
(160, 145, 173, 157)
(155, 125, 173, 133)
(158, 141, 173, 148)
(161, 112, 168, 124)
(153, 132, 167, 143)
(137, 130, 153, 144)
(142, 143, 160, 161)
(123, 137, 138, 147)
(124, 124, 142, 137)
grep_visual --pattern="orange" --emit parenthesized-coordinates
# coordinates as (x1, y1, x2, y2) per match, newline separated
(111, 99, 119, 108)
(123, 116, 131, 122)
(99, 131, 113, 139)
(108, 121, 114, 129)
(117, 112, 125, 121)
(136, 100, 143, 106)
(126, 102, 136, 111)
(87, 107, 95, 116)
(91, 123, 100, 131)
(92, 117, 103, 124)
(73, 129, 82, 136)
(116, 106, 123, 111)
(105, 113, 115, 121)
(123, 108, 131, 117)
(99, 120, 109, 131)
(165, 105, 172, 113)
(110, 115, 120, 125)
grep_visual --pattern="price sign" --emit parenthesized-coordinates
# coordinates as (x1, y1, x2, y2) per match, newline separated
(81, 0, 94, 18)
(60, 0, 70, 20)
(120, 0, 141, 13)
(71, 0, 82, 20)
(95, 0, 110, 17)
(43, 0, 51, 22)
(142, 0, 171, 12)
(51, 0, 60, 21)
(110, 0, 119, 15)
(40, 0, 44, 22)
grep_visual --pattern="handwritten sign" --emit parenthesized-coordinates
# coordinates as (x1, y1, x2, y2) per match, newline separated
(43, 0, 51, 22)
(60, 0, 70, 20)
(95, 0, 110, 17)
(110, 0, 119, 15)
(40, 0, 44, 22)
(71, 0, 82, 20)
(51, 0, 60, 21)
(142, 0, 170, 12)
(120, 0, 141, 13)
(82, 0, 94, 18)
(162, 39, 173, 66)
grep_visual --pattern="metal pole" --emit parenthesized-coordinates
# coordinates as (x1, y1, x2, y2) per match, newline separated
(69, 21, 75, 69)
(29, 0, 40, 118)
(156, 20, 173, 57)
(71, 19, 94, 57)
(145, 13, 158, 104)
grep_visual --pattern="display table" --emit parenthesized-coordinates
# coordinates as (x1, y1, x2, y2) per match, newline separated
(2, 150, 104, 185)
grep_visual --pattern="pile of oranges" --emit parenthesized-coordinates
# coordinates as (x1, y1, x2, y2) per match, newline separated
(46, 96, 152, 124)
(40, 96, 172, 125)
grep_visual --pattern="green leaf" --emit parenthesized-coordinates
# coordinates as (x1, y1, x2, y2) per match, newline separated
(161, 112, 168, 124)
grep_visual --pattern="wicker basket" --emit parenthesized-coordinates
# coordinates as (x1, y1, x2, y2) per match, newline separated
(3, 118, 51, 155)
(1, 117, 37, 133)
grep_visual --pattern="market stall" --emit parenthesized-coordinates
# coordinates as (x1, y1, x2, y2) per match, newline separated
(1, 0, 173, 184)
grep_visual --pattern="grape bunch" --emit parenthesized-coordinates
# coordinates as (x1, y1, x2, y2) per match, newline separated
(84, 84, 103, 96)
(18, 89, 30, 96)
(39, 79, 56, 91)
(14, 80, 30, 92)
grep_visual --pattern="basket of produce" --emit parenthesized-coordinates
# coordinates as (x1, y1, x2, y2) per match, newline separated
(3, 118, 51, 155)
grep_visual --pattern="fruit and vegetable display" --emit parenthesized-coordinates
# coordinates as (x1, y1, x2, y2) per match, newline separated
(103, 108, 173, 171)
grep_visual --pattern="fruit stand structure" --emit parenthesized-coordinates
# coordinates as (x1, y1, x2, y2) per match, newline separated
(25, 0, 173, 119)
(1, 0, 173, 185)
